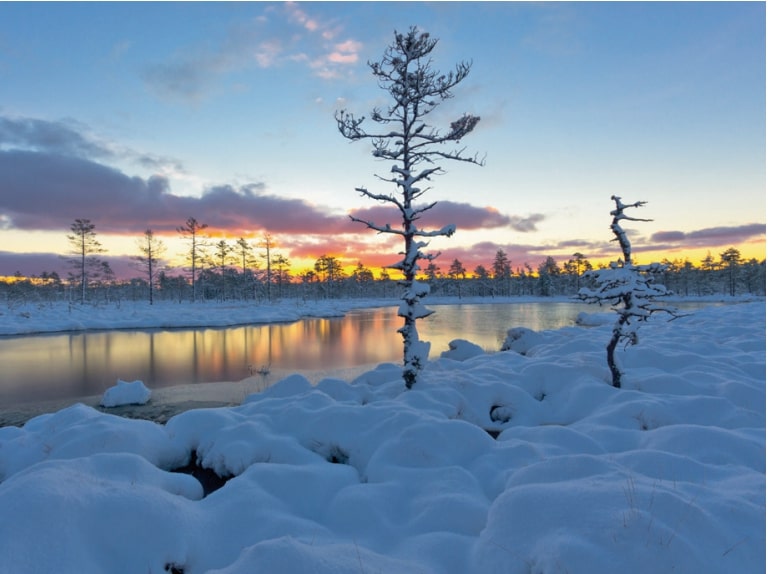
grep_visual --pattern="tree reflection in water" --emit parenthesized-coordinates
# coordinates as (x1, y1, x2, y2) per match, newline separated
(0, 302, 712, 406)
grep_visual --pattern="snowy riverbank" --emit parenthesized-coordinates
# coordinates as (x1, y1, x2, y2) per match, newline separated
(0, 293, 759, 336)
(0, 299, 764, 573)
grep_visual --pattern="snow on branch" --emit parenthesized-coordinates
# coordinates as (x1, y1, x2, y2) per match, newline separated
(610, 195, 652, 264)
(336, 27, 483, 389)
(577, 197, 681, 388)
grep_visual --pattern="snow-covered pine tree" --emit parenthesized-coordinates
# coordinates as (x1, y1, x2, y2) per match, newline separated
(577, 196, 679, 388)
(336, 27, 484, 389)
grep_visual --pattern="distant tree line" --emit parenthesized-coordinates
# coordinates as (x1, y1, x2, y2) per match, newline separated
(1, 219, 763, 309)
(419, 247, 765, 300)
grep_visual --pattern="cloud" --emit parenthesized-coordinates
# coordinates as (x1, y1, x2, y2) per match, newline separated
(650, 230, 686, 243)
(0, 251, 140, 280)
(327, 40, 363, 64)
(431, 241, 559, 274)
(509, 213, 546, 232)
(537, 224, 767, 263)
(285, 2, 320, 32)
(183, 184, 347, 234)
(284, 234, 401, 269)
(0, 115, 186, 177)
(0, 116, 112, 159)
(0, 148, 352, 235)
(349, 202, 544, 232)
(142, 60, 211, 102)
(649, 224, 765, 248)
(141, 3, 363, 102)
(0, 117, 344, 236)
(0, 251, 70, 277)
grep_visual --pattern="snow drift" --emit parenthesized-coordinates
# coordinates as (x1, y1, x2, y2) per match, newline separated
(0, 301, 763, 574)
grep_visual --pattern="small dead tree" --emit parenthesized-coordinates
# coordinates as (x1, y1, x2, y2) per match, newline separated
(336, 27, 484, 388)
(578, 196, 680, 388)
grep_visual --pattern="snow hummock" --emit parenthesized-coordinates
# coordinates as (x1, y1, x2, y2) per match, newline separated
(440, 338, 485, 360)
(100, 379, 152, 407)
(0, 300, 764, 573)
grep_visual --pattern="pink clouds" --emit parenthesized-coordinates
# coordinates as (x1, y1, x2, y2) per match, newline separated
(285, 2, 320, 32)
(327, 40, 363, 64)
(650, 224, 765, 248)
(0, 126, 532, 242)
(348, 201, 545, 232)
(0, 149, 349, 235)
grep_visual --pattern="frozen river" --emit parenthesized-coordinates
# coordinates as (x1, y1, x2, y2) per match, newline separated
(0, 301, 714, 406)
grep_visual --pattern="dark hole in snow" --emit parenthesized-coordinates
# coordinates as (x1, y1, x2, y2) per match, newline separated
(165, 563, 184, 574)
(310, 442, 350, 465)
(326, 444, 350, 465)
(484, 429, 501, 439)
(170, 450, 232, 497)
(489, 404, 513, 424)
(534, 391, 547, 402)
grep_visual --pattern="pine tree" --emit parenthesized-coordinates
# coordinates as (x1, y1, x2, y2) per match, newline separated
(577, 196, 680, 388)
(176, 217, 208, 302)
(336, 27, 484, 388)
(66, 218, 107, 304)
(134, 229, 165, 305)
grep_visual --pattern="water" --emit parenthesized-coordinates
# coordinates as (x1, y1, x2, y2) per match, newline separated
(0, 301, 714, 406)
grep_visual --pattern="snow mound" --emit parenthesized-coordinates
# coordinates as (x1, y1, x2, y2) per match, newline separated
(500, 326, 545, 354)
(0, 301, 763, 574)
(575, 310, 614, 326)
(440, 338, 485, 361)
(100, 379, 152, 407)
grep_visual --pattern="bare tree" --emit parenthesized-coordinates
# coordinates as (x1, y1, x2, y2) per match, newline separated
(336, 27, 484, 388)
(578, 196, 680, 388)
(259, 232, 275, 301)
(134, 229, 166, 305)
(176, 217, 208, 302)
(66, 218, 107, 304)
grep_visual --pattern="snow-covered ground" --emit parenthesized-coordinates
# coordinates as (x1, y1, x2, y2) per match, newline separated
(0, 298, 764, 573)
(0, 297, 389, 336)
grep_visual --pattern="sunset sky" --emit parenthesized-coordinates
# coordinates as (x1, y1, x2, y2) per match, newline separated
(0, 1, 764, 280)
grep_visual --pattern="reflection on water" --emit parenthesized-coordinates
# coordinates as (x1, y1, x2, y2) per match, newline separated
(0, 301, 714, 406)
(421, 302, 595, 352)
(0, 316, 404, 405)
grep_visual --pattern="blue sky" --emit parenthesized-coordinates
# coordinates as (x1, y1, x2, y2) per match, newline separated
(0, 1, 764, 278)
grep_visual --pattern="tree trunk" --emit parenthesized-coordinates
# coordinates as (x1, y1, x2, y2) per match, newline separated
(607, 308, 631, 388)
(606, 331, 622, 389)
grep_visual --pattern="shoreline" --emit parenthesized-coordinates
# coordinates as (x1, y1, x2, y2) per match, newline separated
(1, 294, 757, 337)
(0, 378, 264, 428)
(1, 296, 761, 428)
(0, 365, 376, 428)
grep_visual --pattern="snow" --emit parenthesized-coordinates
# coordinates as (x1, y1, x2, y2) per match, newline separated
(100, 379, 152, 407)
(0, 298, 359, 336)
(440, 338, 485, 361)
(0, 298, 764, 573)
